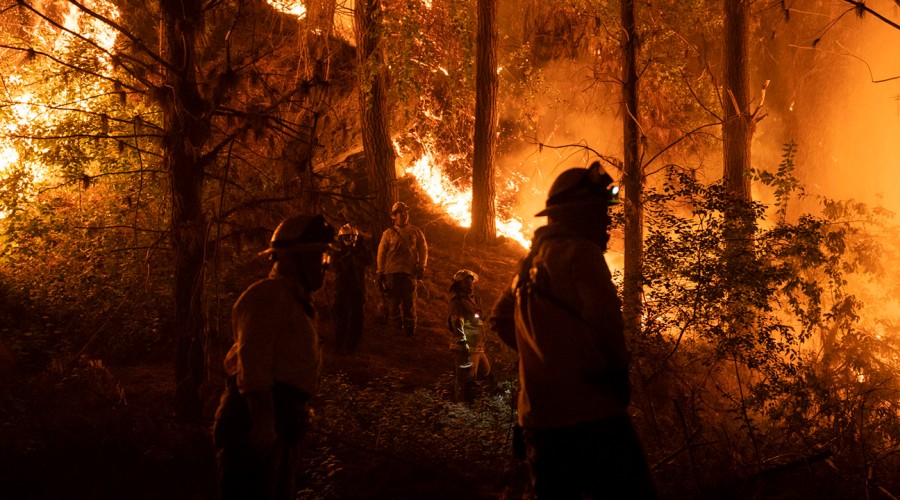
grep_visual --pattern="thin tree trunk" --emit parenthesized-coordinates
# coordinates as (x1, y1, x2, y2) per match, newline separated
(723, 0, 752, 203)
(471, 0, 497, 244)
(722, 0, 755, 275)
(355, 0, 396, 232)
(621, 0, 643, 343)
(161, 0, 208, 418)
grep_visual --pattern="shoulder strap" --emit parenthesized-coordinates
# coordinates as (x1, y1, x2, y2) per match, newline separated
(515, 238, 589, 327)
(391, 226, 417, 261)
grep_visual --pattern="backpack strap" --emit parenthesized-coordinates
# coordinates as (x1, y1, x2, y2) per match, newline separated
(515, 237, 590, 328)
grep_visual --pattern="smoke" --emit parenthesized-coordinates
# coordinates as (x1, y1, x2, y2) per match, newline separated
(754, 1, 900, 215)
(497, 59, 622, 240)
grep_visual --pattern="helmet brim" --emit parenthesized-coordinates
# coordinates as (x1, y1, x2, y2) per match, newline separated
(258, 241, 335, 257)
(535, 198, 619, 217)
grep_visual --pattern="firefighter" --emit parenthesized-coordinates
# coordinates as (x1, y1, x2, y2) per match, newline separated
(213, 214, 334, 500)
(490, 162, 656, 499)
(376, 201, 428, 337)
(331, 223, 373, 354)
(447, 269, 492, 403)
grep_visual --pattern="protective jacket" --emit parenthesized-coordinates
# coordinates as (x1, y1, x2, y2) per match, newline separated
(492, 224, 630, 429)
(223, 269, 320, 396)
(377, 224, 428, 276)
(448, 294, 486, 353)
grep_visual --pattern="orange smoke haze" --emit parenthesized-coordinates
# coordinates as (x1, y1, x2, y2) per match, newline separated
(754, 2, 900, 215)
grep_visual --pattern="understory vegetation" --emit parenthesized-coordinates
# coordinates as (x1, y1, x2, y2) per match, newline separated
(3, 146, 900, 498)
(3, 1, 900, 498)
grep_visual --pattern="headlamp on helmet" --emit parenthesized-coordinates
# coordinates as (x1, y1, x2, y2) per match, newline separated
(535, 161, 620, 217)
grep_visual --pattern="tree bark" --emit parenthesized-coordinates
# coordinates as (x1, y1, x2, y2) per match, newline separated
(471, 0, 498, 244)
(355, 0, 396, 232)
(723, 0, 752, 203)
(723, 0, 755, 265)
(161, 0, 208, 418)
(621, 0, 643, 343)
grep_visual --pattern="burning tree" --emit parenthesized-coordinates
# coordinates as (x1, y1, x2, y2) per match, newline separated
(0, 0, 359, 416)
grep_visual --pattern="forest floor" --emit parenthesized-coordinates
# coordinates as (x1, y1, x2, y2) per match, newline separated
(0, 185, 533, 499)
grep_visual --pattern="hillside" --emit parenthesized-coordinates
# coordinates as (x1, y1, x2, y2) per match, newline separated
(0, 181, 531, 499)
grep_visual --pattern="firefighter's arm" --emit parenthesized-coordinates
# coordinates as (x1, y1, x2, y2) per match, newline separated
(490, 285, 518, 350)
(451, 317, 468, 345)
(375, 230, 388, 275)
(416, 227, 428, 269)
(375, 231, 389, 287)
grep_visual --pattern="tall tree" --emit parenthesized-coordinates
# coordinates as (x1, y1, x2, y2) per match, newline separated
(471, 0, 498, 244)
(621, 0, 643, 343)
(160, 0, 209, 418)
(355, 0, 396, 232)
(723, 0, 752, 204)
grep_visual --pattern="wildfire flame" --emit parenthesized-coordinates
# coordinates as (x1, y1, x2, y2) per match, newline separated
(266, 0, 308, 18)
(0, 0, 122, 220)
(398, 139, 532, 249)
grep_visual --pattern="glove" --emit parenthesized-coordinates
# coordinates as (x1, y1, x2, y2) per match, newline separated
(377, 273, 387, 292)
(414, 265, 424, 280)
(457, 339, 473, 369)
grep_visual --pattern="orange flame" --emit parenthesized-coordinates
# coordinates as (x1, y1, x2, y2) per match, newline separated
(397, 138, 531, 249)
(0, 0, 121, 220)
(266, 0, 307, 18)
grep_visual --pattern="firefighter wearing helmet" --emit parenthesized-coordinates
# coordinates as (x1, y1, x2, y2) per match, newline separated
(214, 214, 334, 500)
(330, 223, 374, 355)
(490, 162, 657, 498)
(376, 201, 428, 337)
(447, 269, 492, 403)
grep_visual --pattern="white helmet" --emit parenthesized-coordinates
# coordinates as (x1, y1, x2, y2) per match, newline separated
(338, 223, 359, 245)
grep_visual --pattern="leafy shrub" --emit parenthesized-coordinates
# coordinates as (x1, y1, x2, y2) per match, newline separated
(635, 144, 900, 496)
(301, 371, 521, 497)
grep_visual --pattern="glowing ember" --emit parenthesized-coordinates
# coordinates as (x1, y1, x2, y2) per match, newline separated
(398, 139, 531, 249)
(266, 0, 308, 18)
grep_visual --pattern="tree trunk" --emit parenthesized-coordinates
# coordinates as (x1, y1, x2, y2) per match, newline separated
(161, 0, 208, 418)
(471, 0, 498, 244)
(723, 0, 752, 203)
(723, 0, 755, 266)
(355, 0, 396, 232)
(621, 0, 643, 343)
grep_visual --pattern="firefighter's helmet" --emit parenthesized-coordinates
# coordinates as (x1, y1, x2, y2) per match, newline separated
(452, 269, 479, 283)
(535, 161, 620, 217)
(338, 223, 359, 245)
(259, 214, 335, 256)
(391, 201, 409, 214)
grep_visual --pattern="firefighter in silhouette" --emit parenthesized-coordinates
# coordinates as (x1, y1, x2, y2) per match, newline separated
(490, 162, 656, 499)
(331, 223, 373, 354)
(213, 214, 334, 500)
(376, 201, 428, 337)
(447, 269, 492, 403)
